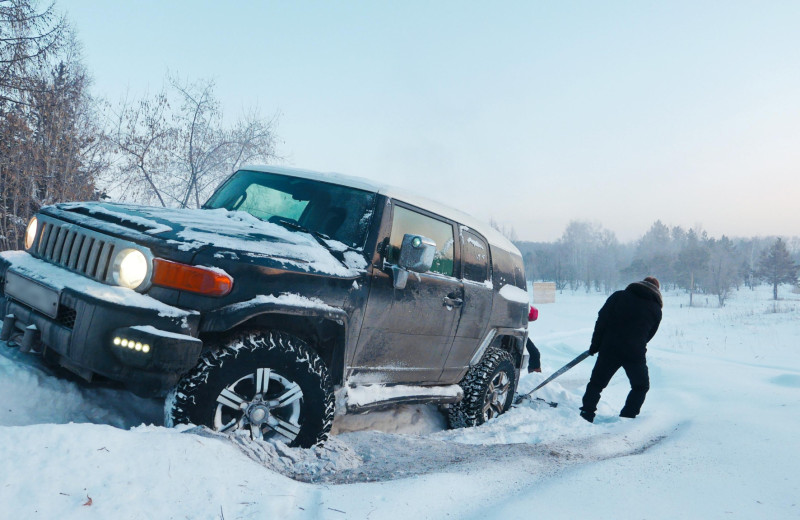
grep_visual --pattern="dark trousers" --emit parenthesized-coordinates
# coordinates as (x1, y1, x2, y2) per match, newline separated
(526, 338, 541, 372)
(581, 354, 650, 418)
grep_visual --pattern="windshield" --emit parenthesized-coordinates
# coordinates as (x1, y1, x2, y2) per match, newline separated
(204, 170, 377, 249)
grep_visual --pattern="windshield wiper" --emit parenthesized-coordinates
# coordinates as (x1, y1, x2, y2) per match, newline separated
(273, 219, 324, 238)
(272, 219, 344, 257)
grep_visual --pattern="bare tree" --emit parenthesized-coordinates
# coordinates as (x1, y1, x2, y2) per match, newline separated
(1, 6, 103, 252)
(0, 0, 67, 106)
(702, 236, 739, 306)
(593, 228, 621, 293)
(489, 217, 518, 242)
(559, 220, 612, 292)
(675, 229, 709, 306)
(626, 220, 675, 286)
(105, 89, 174, 206)
(104, 76, 280, 208)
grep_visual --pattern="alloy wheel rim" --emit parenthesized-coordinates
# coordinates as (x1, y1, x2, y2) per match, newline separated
(482, 371, 510, 422)
(213, 368, 304, 443)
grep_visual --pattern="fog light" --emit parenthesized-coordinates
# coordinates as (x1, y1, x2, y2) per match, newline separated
(113, 336, 152, 355)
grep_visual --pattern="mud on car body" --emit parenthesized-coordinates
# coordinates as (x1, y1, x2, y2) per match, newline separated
(0, 166, 530, 447)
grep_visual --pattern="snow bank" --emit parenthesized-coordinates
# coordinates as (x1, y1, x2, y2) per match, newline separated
(1, 286, 798, 519)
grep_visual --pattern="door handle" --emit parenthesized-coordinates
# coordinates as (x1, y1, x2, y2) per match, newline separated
(443, 296, 463, 308)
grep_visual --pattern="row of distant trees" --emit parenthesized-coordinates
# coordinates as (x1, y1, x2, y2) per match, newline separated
(515, 220, 800, 305)
(0, 0, 279, 252)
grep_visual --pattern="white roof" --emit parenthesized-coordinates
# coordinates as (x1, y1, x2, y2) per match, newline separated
(242, 165, 520, 254)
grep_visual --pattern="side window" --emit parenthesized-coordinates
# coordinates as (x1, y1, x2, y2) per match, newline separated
(461, 229, 490, 283)
(387, 205, 455, 276)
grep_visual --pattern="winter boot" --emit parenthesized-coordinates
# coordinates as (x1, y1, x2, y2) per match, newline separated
(579, 410, 595, 423)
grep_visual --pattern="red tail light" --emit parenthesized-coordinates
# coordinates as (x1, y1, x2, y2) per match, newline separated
(528, 305, 539, 322)
(152, 259, 233, 297)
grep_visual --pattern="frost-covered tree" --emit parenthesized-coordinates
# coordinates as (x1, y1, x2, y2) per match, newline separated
(490, 218, 518, 242)
(625, 220, 675, 287)
(675, 229, 709, 306)
(559, 220, 599, 291)
(518, 221, 622, 293)
(757, 238, 799, 300)
(104, 76, 280, 208)
(702, 236, 739, 306)
(592, 228, 622, 293)
(0, 0, 67, 107)
(1, 4, 103, 251)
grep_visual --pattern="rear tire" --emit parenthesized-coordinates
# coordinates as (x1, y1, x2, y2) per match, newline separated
(165, 330, 334, 448)
(448, 347, 516, 429)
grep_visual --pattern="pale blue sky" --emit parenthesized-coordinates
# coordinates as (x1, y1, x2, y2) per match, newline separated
(65, 1, 800, 242)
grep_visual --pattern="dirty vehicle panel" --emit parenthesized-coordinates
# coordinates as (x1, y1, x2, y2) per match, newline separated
(0, 165, 529, 446)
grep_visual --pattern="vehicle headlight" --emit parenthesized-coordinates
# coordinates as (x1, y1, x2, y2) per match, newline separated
(24, 217, 38, 250)
(112, 248, 149, 290)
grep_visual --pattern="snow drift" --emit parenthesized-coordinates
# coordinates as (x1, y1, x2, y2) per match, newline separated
(1, 286, 798, 519)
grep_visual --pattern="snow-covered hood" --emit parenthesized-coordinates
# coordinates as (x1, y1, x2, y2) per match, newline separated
(47, 202, 368, 277)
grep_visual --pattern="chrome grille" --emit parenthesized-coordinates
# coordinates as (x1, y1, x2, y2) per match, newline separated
(35, 219, 117, 282)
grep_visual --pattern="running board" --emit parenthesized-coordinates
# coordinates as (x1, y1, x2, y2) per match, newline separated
(344, 384, 463, 412)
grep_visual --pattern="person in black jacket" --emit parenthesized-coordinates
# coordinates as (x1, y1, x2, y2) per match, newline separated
(579, 277, 663, 423)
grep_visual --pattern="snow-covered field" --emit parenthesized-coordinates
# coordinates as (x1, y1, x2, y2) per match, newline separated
(1, 286, 799, 519)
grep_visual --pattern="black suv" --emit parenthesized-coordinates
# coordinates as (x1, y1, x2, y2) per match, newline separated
(0, 166, 530, 447)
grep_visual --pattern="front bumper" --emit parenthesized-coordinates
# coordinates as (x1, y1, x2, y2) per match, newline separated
(0, 251, 201, 396)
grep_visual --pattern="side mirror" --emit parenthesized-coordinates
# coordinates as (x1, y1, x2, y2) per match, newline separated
(392, 234, 436, 289)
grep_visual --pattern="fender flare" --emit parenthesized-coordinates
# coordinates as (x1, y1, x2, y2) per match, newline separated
(199, 299, 349, 333)
(469, 327, 527, 368)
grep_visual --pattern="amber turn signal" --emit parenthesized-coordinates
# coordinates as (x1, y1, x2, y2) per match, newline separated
(152, 258, 233, 297)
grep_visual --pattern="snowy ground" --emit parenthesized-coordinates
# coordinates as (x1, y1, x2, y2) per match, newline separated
(1, 286, 799, 519)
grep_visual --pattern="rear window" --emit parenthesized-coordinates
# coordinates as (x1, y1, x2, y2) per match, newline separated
(462, 229, 490, 283)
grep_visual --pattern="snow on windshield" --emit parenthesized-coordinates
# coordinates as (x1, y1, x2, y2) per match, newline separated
(204, 169, 377, 250)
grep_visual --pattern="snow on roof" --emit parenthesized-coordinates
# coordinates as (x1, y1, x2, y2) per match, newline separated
(242, 165, 521, 255)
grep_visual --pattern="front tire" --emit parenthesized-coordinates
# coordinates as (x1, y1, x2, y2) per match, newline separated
(166, 330, 334, 448)
(448, 347, 516, 428)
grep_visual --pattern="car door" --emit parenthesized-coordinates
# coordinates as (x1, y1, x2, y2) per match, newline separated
(349, 202, 463, 384)
(440, 227, 494, 383)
